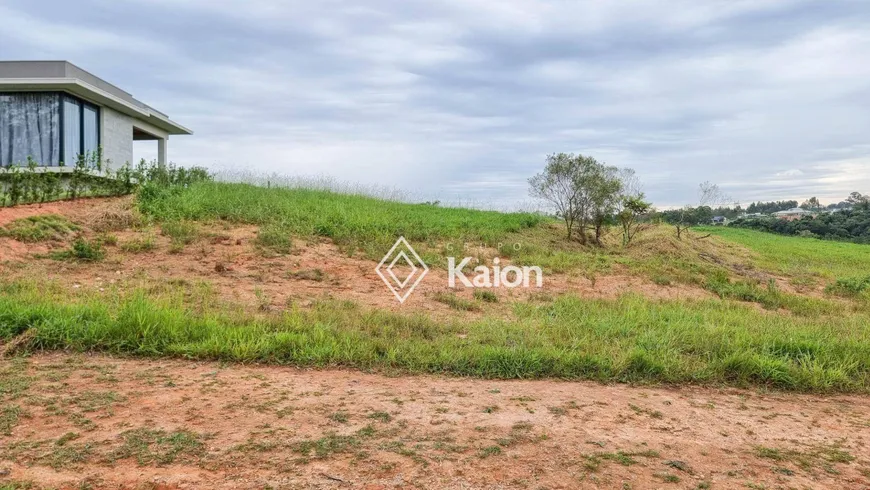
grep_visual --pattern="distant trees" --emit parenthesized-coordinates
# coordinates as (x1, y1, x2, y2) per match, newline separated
(730, 191, 870, 244)
(800, 197, 822, 211)
(847, 192, 870, 211)
(732, 209, 870, 243)
(662, 182, 730, 239)
(746, 200, 798, 214)
(529, 153, 651, 245)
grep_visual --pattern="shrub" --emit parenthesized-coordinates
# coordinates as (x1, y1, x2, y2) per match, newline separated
(826, 276, 870, 297)
(50, 238, 105, 262)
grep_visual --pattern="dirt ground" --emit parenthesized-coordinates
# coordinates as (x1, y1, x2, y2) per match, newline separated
(1, 353, 868, 489)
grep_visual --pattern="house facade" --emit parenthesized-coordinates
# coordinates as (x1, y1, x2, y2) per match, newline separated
(0, 61, 191, 170)
(772, 207, 816, 221)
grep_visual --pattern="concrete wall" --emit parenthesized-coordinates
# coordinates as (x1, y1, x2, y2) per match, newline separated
(101, 105, 133, 170)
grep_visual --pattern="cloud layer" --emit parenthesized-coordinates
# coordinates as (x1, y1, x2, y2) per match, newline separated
(2, 0, 869, 208)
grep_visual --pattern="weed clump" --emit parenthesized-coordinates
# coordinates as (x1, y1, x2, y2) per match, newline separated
(826, 276, 870, 298)
(0, 215, 79, 242)
(50, 238, 105, 262)
(433, 292, 480, 311)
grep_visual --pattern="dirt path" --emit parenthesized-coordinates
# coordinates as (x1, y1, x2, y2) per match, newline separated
(1, 353, 868, 489)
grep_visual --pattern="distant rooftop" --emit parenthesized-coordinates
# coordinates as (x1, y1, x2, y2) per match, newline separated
(0, 61, 190, 135)
(773, 207, 813, 215)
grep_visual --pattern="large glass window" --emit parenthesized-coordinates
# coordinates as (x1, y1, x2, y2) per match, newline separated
(0, 92, 99, 167)
(83, 105, 99, 158)
(62, 95, 100, 167)
(0, 93, 61, 166)
(62, 97, 81, 166)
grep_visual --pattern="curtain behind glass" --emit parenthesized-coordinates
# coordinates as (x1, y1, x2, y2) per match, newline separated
(0, 93, 61, 166)
(83, 104, 99, 163)
(62, 98, 81, 167)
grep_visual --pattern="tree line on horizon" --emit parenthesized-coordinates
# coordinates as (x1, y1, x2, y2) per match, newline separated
(528, 152, 870, 245)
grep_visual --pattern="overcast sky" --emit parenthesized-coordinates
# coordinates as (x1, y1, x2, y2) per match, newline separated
(2, 0, 869, 208)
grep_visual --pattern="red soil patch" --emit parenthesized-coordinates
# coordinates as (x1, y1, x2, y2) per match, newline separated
(0, 197, 122, 227)
(2, 353, 868, 489)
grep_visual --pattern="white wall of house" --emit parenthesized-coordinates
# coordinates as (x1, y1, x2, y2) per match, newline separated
(101, 106, 133, 170)
(101, 106, 170, 170)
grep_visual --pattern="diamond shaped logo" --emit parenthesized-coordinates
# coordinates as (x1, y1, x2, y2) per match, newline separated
(376, 237, 428, 303)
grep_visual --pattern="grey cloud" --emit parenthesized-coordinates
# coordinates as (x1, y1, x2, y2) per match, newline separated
(2, 0, 870, 208)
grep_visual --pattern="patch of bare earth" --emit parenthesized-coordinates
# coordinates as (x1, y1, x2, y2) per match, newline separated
(1, 353, 869, 489)
(0, 197, 711, 318)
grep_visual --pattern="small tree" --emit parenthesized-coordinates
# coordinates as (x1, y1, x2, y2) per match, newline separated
(528, 153, 583, 239)
(667, 182, 730, 240)
(617, 194, 652, 245)
(589, 164, 623, 245)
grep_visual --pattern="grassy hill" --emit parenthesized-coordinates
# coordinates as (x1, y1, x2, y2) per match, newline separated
(698, 225, 870, 280)
(139, 181, 545, 259)
(1, 180, 869, 392)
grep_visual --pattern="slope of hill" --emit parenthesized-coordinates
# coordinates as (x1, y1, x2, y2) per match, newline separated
(2, 183, 870, 489)
(0, 184, 868, 392)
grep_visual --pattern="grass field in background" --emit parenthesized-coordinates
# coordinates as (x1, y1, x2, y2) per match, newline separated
(1, 280, 869, 393)
(697, 226, 870, 280)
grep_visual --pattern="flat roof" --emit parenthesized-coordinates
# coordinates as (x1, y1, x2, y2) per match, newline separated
(0, 61, 192, 135)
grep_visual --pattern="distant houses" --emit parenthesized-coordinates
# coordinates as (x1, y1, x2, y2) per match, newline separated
(771, 207, 817, 221)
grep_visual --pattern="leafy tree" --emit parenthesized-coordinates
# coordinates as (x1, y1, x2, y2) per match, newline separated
(617, 194, 652, 245)
(528, 153, 583, 239)
(801, 197, 821, 211)
(529, 153, 634, 244)
(847, 192, 870, 211)
(589, 164, 623, 245)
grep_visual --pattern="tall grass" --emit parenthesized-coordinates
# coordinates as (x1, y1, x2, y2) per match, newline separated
(138, 181, 546, 258)
(1, 280, 868, 393)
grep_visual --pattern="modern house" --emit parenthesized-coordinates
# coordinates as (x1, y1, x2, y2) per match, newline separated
(772, 207, 816, 221)
(0, 61, 191, 170)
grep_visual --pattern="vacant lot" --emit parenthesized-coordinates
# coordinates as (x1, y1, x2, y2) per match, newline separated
(2, 183, 870, 488)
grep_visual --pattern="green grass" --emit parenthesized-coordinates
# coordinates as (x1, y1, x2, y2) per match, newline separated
(48, 238, 105, 262)
(698, 226, 870, 280)
(255, 223, 296, 255)
(1, 280, 869, 393)
(137, 181, 546, 259)
(160, 220, 199, 249)
(119, 234, 156, 253)
(109, 428, 205, 466)
(0, 214, 80, 242)
(0, 405, 23, 435)
(826, 275, 870, 299)
(432, 291, 481, 311)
